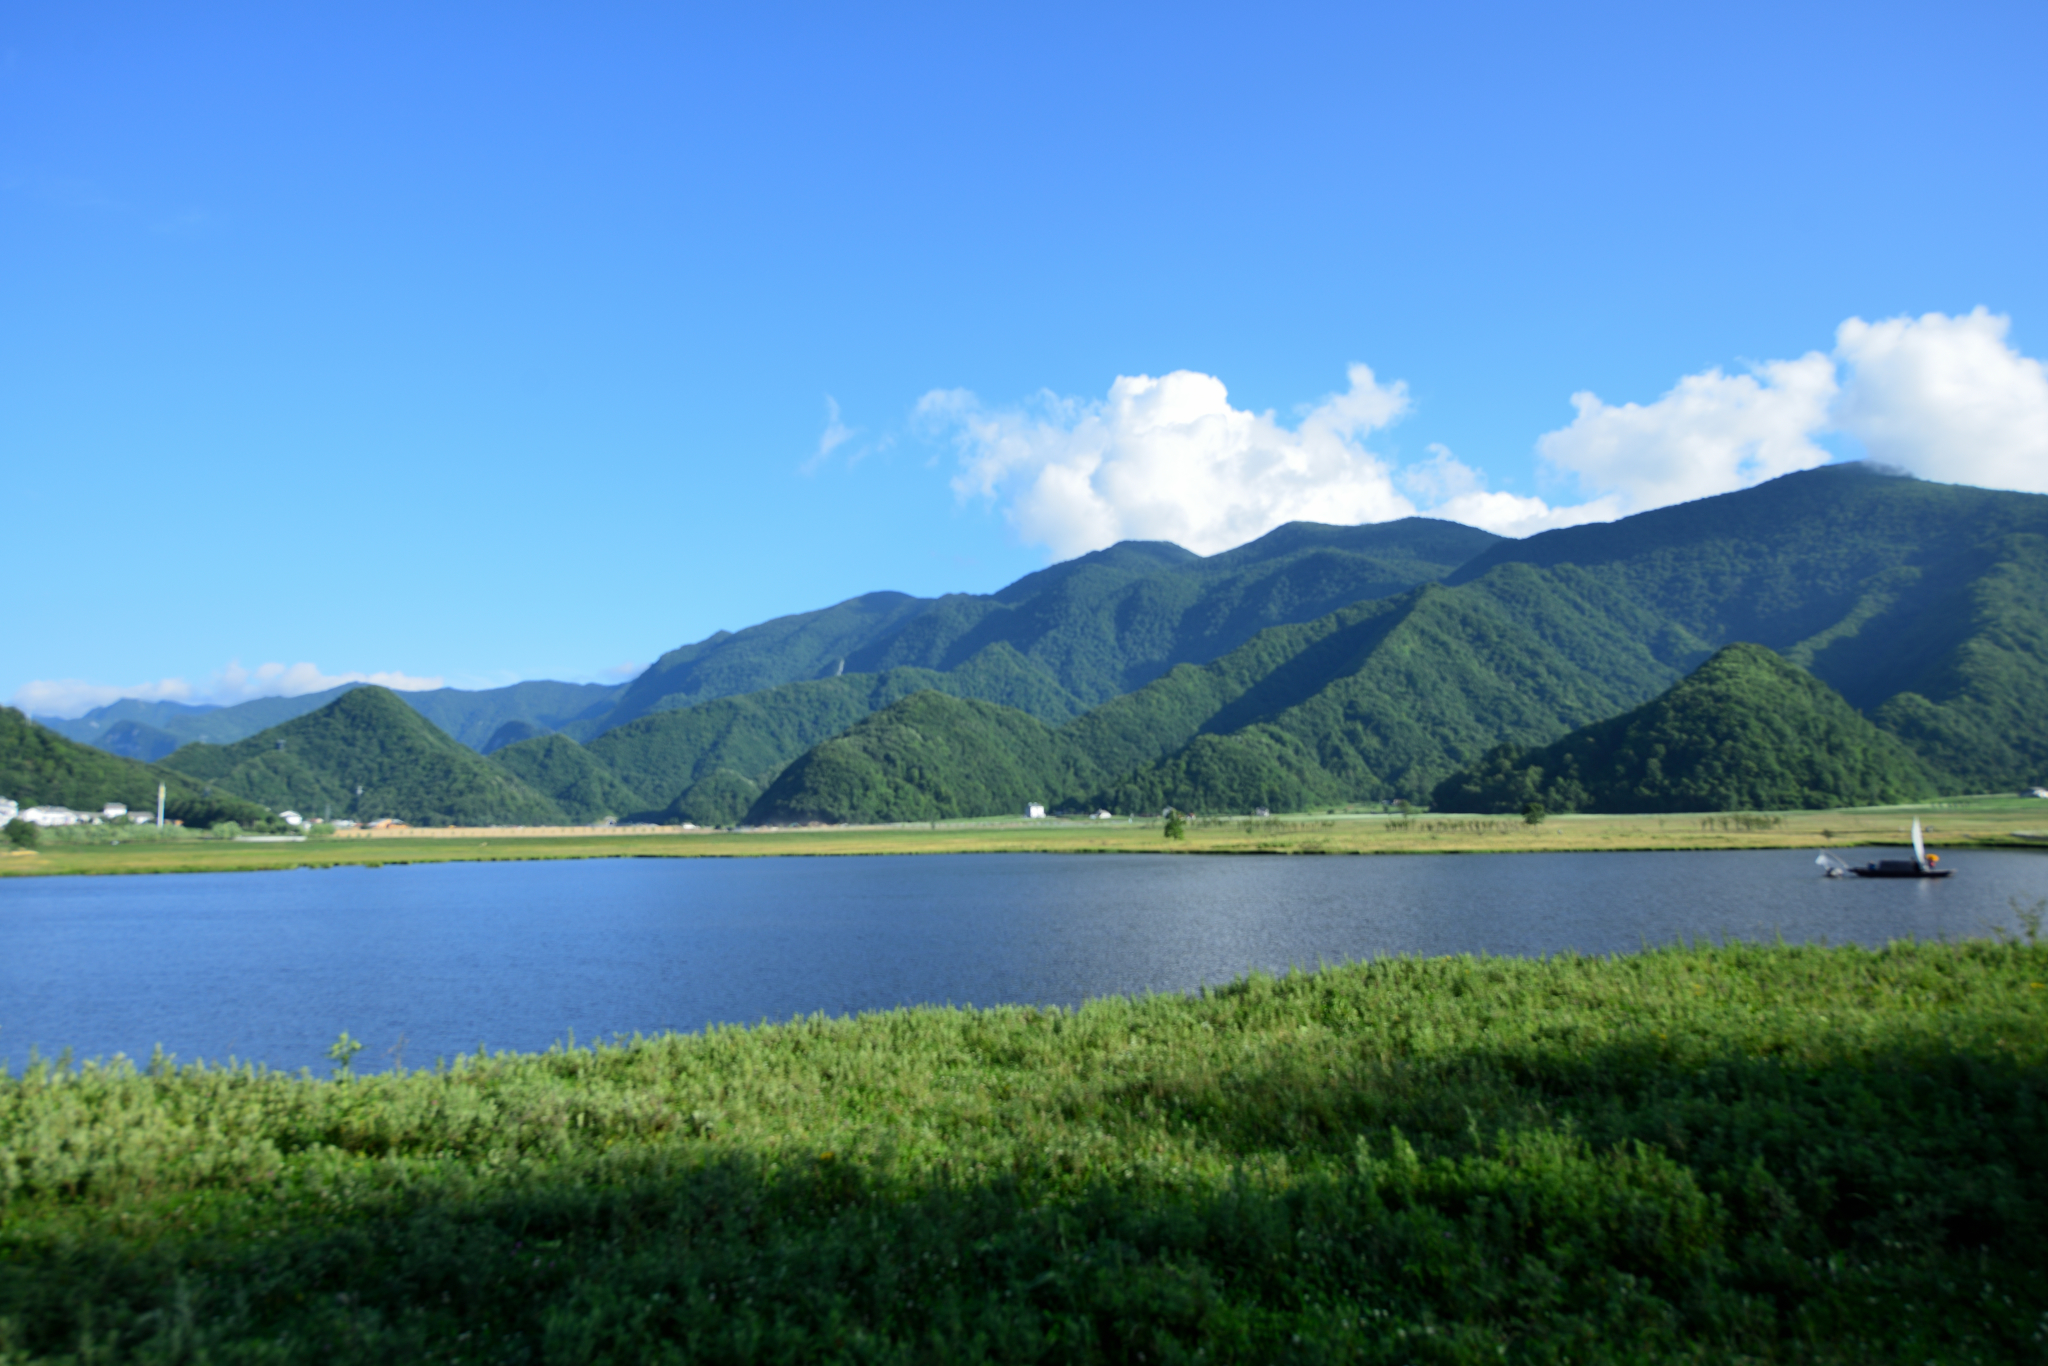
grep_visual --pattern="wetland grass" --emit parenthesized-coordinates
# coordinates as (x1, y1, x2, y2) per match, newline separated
(2, 939, 2045, 1361)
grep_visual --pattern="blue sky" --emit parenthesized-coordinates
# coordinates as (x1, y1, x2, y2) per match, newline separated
(5, 2, 2044, 715)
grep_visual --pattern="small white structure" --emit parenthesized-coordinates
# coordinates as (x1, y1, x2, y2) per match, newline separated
(1026, 803, 1047, 819)
(331, 819, 358, 830)
(0, 798, 17, 824)
(101, 803, 128, 820)
(20, 806, 83, 827)
(128, 812, 153, 824)
(2029, 788, 2048, 799)
(279, 811, 304, 827)
(1092, 809, 1114, 820)
(1254, 807, 1271, 818)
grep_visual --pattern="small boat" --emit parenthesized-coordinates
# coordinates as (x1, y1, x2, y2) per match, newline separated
(1845, 817, 1951, 879)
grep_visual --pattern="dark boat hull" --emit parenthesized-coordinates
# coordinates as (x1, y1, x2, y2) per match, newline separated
(1851, 865, 1951, 879)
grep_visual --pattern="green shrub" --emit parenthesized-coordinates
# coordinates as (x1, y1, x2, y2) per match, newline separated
(3, 817, 37, 848)
(0, 942, 2041, 1361)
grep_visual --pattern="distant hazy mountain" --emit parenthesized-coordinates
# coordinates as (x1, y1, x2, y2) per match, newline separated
(158, 687, 564, 827)
(96, 719, 185, 763)
(1431, 644, 1943, 814)
(42, 679, 625, 757)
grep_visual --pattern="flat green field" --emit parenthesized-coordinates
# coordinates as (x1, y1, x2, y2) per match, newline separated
(2, 940, 2044, 1362)
(5, 795, 2045, 878)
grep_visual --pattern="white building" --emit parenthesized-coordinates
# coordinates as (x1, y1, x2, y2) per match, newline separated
(1026, 803, 1046, 819)
(1092, 809, 1114, 820)
(102, 803, 128, 820)
(0, 798, 17, 825)
(19, 806, 83, 827)
(2029, 787, 2048, 799)
(279, 811, 304, 827)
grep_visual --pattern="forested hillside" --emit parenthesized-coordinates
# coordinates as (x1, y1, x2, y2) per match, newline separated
(1431, 644, 1944, 813)
(1454, 464, 2048, 788)
(749, 693, 1086, 824)
(730, 469, 2048, 821)
(0, 708, 269, 827)
(159, 688, 563, 827)
(569, 518, 1501, 734)
(33, 468, 2048, 826)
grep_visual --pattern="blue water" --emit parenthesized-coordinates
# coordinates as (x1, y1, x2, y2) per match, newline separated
(2, 849, 2043, 1074)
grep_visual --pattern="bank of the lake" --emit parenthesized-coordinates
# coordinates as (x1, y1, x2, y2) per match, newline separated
(6, 794, 2046, 878)
(2, 939, 2043, 1363)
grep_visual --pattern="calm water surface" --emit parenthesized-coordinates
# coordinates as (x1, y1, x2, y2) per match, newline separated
(3, 849, 2043, 1074)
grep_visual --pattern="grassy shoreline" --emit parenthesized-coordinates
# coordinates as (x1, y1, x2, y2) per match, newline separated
(2, 939, 2043, 1361)
(4, 795, 2045, 878)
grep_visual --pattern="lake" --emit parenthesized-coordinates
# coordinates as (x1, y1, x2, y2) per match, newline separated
(3, 848, 2044, 1075)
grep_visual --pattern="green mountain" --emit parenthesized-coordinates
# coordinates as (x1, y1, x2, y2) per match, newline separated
(570, 519, 1501, 736)
(748, 692, 1086, 825)
(485, 734, 646, 824)
(40, 679, 624, 756)
(481, 719, 549, 754)
(1431, 644, 1944, 813)
(495, 663, 1074, 827)
(0, 708, 270, 827)
(159, 687, 564, 826)
(1451, 463, 2048, 789)
(739, 470, 2046, 821)
(402, 681, 623, 750)
(97, 718, 185, 763)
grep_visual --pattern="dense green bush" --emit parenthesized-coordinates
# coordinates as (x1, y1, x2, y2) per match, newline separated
(0, 940, 2041, 1361)
(2, 818, 36, 849)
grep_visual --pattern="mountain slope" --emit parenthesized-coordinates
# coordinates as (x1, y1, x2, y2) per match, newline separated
(159, 688, 564, 826)
(42, 680, 626, 756)
(743, 471, 2047, 821)
(1452, 464, 2048, 787)
(486, 735, 646, 824)
(747, 693, 1085, 825)
(1430, 644, 1943, 813)
(0, 708, 270, 826)
(574, 664, 1070, 824)
(571, 519, 1501, 736)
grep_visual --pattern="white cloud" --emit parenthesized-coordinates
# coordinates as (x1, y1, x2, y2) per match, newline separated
(800, 395, 856, 475)
(927, 365, 1418, 558)
(11, 662, 444, 720)
(1833, 308, 2048, 494)
(1399, 445, 1622, 538)
(1535, 354, 1839, 516)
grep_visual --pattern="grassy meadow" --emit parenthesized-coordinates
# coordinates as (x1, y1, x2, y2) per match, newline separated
(2, 939, 2044, 1362)
(4, 794, 2045, 879)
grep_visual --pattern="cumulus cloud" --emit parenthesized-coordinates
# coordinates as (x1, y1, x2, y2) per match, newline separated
(1534, 354, 1839, 516)
(1833, 308, 2048, 494)
(938, 312, 2045, 560)
(1397, 445, 1622, 538)
(11, 662, 445, 719)
(926, 365, 1417, 558)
